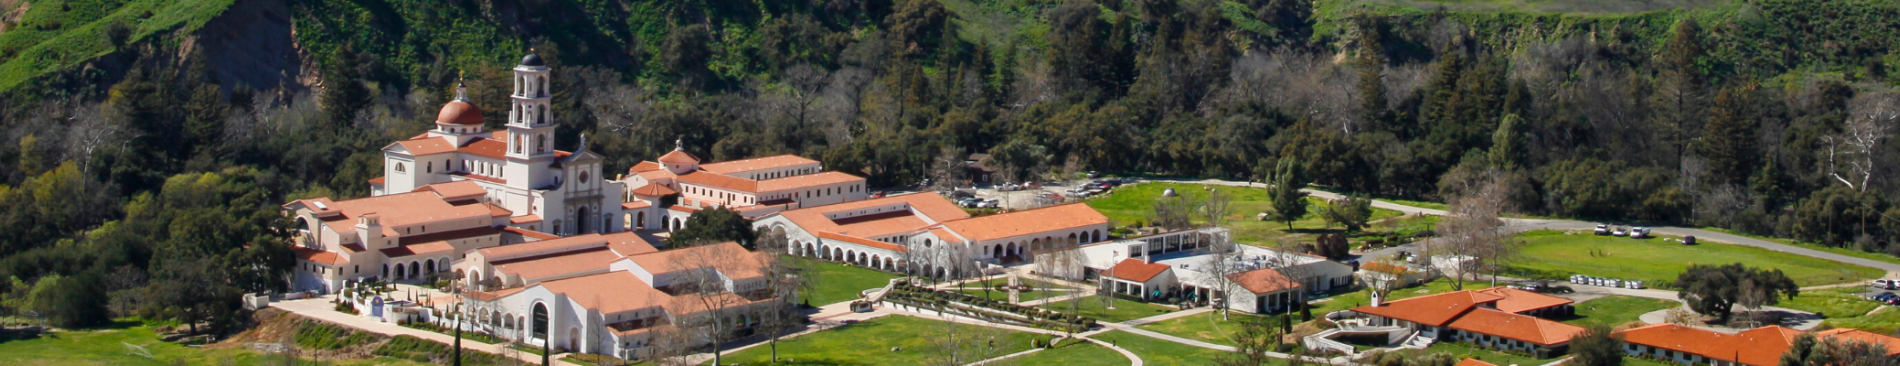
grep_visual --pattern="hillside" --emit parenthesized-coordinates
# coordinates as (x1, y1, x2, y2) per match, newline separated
(0, 0, 238, 95)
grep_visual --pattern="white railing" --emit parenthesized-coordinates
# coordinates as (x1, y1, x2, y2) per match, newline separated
(1301, 329, 1357, 355)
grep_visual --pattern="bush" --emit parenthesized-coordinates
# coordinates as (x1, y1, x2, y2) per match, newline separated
(295, 322, 372, 350)
(375, 335, 510, 364)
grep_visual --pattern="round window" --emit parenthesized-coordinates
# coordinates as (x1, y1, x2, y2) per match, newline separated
(579, 171, 590, 183)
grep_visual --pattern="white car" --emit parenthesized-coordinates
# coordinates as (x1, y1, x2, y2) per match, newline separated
(1594, 224, 1611, 235)
(1612, 227, 1629, 237)
(1630, 227, 1651, 238)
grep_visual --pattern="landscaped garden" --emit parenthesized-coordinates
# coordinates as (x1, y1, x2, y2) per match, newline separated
(1003, 339, 1131, 366)
(1780, 288, 1883, 319)
(1088, 330, 1227, 366)
(1503, 230, 1881, 287)
(0, 318, 445, 365)
(1560, 295, 1680, 328)
(1135, 310, 1266, 347)
(1822, 306, 1900, 335)
(1035, 296, 1175, 323)
(708, 315, 1042, 365)
(784, 256, 900, 306)
(949, 277, 1080, 303)
(1084, 182, 1408, 247)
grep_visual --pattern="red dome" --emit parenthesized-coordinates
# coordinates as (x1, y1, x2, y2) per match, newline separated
(437, 101, 484, 125)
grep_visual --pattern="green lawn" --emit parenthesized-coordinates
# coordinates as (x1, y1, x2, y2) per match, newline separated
(1085, 183, 1402, 246)
(0, 320, 427, 365)
(708, 315, 1041, 366)
(951, 278, 1078, 302)
(1506, 230, 1880, 287)
(1087, 330, 1227, 366)
(1308, 278, 1492, 316)
(786, 256, 901, 306)
(1780, 288, 1883, 319)
(1004, 340, 1131, 366)
(1823, 306, 1900, 335)
(1413, 341, 1550, 366)
(1561, 295, 1679, 328)
(1135, 310, 1266, 347)
(1037, 296, 1177, 323)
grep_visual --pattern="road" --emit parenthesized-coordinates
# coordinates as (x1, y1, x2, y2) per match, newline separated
(1142, 177, 1900, 277)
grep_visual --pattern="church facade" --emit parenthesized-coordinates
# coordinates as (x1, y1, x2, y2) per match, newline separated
(284, 53, 623, 293)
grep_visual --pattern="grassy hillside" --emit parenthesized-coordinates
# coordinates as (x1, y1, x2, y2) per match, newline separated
(0, 0, 235, 92)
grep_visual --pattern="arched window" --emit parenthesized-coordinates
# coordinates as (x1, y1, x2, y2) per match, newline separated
(536, 135, 547, 153)
(395, 163, 406, 173)
(531, 303, 549, 338)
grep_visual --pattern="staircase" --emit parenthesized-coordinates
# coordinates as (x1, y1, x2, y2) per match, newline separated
(1399, 331, 1435, 349)
(1302, 329, 1357, 355)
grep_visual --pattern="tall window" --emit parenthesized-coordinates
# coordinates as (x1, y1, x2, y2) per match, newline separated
(531, 303, 549, 338)
(536, 134, 546, 153)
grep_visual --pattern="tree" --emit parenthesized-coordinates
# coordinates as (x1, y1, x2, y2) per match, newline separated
(1569, 324, 1624, 366)
(1674, 263, 1799, 321)
(1153, 193, 1198, 230)
(29, 273, 109, 328)
(1213, 317, 1283, 366)
(667, 244, 763, 366)
(1319, 195, 1373, 232)
(1200, 235, 1249, 321)
(753, 228, 809, 363)
(1430, 170, 1510, 290)
(662, 24, 714, 91)
(1266, 159, 1310, 230)
(1199, 187, 1234, 228)
(145, 258, 242, 335)
(1821, 93, 1897, 193)
(921, 312, 1008, 366)
(1780, 333, 1900, 366)
(667, 207, 758, 248)
(1695, 86, 1760, 186)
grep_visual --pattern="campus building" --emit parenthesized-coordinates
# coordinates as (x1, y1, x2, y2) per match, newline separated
(457, 239, 776, 360)
(1615, 324, 1900, 366)
(1351, 288, 1585, 357)
(284, 53, 623, 293)
(1054, 227, 1355, 314)
(751, 193, 1111, 275)
(616, 146, 868, 232)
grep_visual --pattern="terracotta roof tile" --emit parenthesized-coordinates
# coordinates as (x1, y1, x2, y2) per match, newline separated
(396, 226, 499, 246)
(1228, 267, 1300, 294)
(1455, 359, 1498, 366)
(626, 242, 765, 280)
(698, 154, 820, 175)
(1815, 328, 1900, 356)
(622, 201, 652, 210)
(938, 203, 1108, 242)
(1109, 258, 1171, 282)
(817, 231, 908, 252)
(380, 241, 455, 258)
(509, 215, 543, 224)
(484, 203, 512, 217)
(284, 192, 493, 238)
(368, 176, 386, 185)
(457, 137, 509, 159)
(491, 247, 621, 281)
(538, 271, 670, 314)
(629, 183, 678, 197)
(658, 150, 700, 163)
(769, 193, 970, 238)
(1446, 308, 1586, 346)
(1473, 287, 1573, 314)
(756, 171, 864, 192)
(1616, 324, 1799, 366)
(629, 161, 663, 173)
(1350, 290, 1505, 327)
(676, 171, 757, 192)
(500, 226, 558, 240)
(395, 137, 457, 156)
(415, 180, 487, 201)
(293, 247, 349, 266)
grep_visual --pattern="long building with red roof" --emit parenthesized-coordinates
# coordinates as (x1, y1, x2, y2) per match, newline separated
(612, 142, 868, 233)
(1616, 324, 1900, 366)
(1349, 289, 1584, 357)
(751, 193, 1110, 275)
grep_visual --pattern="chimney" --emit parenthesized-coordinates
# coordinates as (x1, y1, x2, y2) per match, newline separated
(1371, 291, 1384, 307)
(356, 213, 385, 248)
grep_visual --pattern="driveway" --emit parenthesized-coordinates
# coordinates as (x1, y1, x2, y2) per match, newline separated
(271, 296, 580, 366)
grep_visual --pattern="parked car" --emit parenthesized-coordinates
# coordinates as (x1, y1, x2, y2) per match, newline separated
(1874, 279, 1898, 290)
(980, 199, 1001, 208)
(1612, 227, 1629, 237)
(1630, 227, 1651, 238)
(870, 191, 886, 199)
(1682, 235, 1697, 245)
(1594, 224, 1611, 235)
(1870, 292, 1896, 301)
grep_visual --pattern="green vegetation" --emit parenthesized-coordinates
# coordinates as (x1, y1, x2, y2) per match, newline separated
(375, 335, 512, 365)
(1087, 330, 1226, 366)
(1504, 230, 1880, 287)
(0, 0, 237, 94)
(1085, 183, 1403, 246)
(1036, 296, 1175, 323)
(950, 277, 1078, 302)
(1781, 288, 1883, 318)
(785, 256, 900, 306)
(1413, 341, 1550, 366)
(1004, 340, 1130, 366)
(294, 321, 374, 350)
(1823, 307, 1900, 335)
(1134, 310, 1265, 347)
(0, 320, 429, 365)
(1702, 228, 1900, 267)
(709, 315, 1040, 365)
(1561, 296, 1679, 328)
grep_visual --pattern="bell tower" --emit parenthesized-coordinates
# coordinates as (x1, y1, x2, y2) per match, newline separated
(504, 51, 557, 191)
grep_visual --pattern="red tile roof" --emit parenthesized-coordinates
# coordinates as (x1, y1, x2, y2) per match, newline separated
(658, 149, 700, 163)
(380, 241, 455, 258)
(625, 242, 766, 280)
(629, 183, 678, 197)
(293, 247, 350, 266)
(483, 203, 512, 217)
(1446, 308, 1586, 346)
(622, 201, 653, 210)
(1350, 290, 1506, 327)
(396, 226, 500, 246)
(699, 154, 820, 175)
(509, 215, 542, 224)
(628, 161, 663, 173)
(500, 226, 559, 240)
(368, 176, 386, 185)
(816, 231, 908, 252)
(1109, 258, 1171, 282)
(457, 137, 509, 159)
(283, 192, 493, 237)
(755, 171, 864, 192)
(1455, 359, 1498, 366)
(1616, 324, 1800, 366)
(395, 137, 457, 155)
(770, 193, 970, 239)
(415, 180, 486, 201)
(1473, 287, 1574, 314)
(938, 203, 1108, 242)
(676, 171, 758, 192)
(1228, 267, 1301, 294)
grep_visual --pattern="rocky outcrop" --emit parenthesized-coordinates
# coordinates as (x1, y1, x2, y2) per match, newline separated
(182, 0, 304, 94)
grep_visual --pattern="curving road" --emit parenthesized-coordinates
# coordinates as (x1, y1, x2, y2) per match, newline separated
(1145, 178, 1900, 276)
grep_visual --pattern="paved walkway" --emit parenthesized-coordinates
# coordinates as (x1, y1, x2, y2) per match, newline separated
(272, 296, 579, 366)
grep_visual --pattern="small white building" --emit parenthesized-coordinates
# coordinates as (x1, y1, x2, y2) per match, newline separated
(1052, 227, 1355, 314)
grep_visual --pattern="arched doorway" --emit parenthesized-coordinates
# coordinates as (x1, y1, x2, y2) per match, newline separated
(409, 262, 420, 279)
(531, 303, 550, 341)
(636, 212, 646, 229)
(425, 259, 436, 274)
(577, 206, 591, 233)
(568, 327, 580, 352)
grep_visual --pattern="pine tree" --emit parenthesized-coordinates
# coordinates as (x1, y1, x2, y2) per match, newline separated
(1695, 85, 1758, 186)
(1267, 159, 1310, 230)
